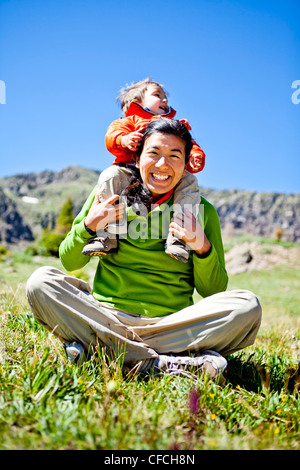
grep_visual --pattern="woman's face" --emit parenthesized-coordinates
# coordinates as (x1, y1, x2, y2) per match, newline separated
(136, 132, 186, 200)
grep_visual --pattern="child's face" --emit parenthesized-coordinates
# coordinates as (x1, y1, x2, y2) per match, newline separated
(140, 85, 169, 115)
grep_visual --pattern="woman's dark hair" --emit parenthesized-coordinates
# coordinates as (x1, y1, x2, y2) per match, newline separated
(117, 119, 193, 213)
(136, 118, 193, 164)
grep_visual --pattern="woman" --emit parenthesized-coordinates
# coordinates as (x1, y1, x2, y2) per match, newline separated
(26, 119, 261, 382)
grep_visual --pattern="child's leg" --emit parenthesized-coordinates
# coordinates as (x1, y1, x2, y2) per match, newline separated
(173, 172, 201, 218)
(97, 164, 137, 203)
(82, 165, 135, 256)
(165, 172, 201, 263)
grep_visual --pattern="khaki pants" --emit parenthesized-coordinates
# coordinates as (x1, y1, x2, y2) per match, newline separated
(26, 266, 261, 367)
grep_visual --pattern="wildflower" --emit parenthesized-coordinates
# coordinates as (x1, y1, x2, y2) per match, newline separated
(189, 388, 200, 414)
(210, 414, 216, 420)
(107, 380, 118, 393)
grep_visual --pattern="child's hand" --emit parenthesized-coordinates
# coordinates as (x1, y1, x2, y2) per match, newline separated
(189, 154, 204, 172)
(121, 131, 143, 151)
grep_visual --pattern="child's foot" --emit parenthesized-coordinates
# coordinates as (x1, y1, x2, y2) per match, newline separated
(165, 240, 190, 263)
(165, 235, 190, 263)
(82, 236, 118, 256)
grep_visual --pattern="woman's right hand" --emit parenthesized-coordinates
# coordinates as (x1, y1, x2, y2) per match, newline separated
(84, 192, 125, 233)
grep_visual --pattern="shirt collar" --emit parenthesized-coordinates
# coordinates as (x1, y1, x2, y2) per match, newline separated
(153, 189, 174, 207)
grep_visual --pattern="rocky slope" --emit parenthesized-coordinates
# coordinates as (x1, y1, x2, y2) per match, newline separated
(224, 241, 300, 275)
(0, 165, 299, 246)
(0, 187, 34, 244)
(199, 187, 300, 242)
(0, 166, 100, 244)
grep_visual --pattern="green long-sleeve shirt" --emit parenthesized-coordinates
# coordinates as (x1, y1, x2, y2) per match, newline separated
(59, 186, 228, 317)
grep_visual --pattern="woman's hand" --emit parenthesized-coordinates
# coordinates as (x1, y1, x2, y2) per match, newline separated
(169, 209, 211, 256)
(84, 192, 125, 234)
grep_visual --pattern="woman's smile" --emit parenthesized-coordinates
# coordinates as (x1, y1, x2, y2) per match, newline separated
(151, 173, 170, 181)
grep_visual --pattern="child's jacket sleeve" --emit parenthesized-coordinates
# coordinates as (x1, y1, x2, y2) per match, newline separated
(187, 141, 206, 174)
(179, 118, 206, 174)
(105, 116, 140, 162)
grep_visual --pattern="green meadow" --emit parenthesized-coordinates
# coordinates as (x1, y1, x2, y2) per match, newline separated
(0, 241, 299, 450)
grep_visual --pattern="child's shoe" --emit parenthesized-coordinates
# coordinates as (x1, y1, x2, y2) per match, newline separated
(165, 233, 190, 263)
(82, 236, 118, 257)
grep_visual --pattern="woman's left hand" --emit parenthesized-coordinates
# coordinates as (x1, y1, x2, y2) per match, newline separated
(169, 209, 211, 256)
(84, 192, 125, 234)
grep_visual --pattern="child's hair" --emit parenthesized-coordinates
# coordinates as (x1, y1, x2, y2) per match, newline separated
(117, 78, 168, 115)
(136, 119, 193, 164)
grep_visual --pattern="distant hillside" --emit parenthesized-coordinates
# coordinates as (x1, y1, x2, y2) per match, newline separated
(199, 186, 300, 242)
(0, 166, 100, 245)
(0, 165, 299, 246)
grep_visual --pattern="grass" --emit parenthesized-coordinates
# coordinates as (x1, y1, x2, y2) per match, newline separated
(0, 245, 299, 450)
(223, 233, 299, 252)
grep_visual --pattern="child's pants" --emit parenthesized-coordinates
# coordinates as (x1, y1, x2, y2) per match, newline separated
(26, 266, 262, 367)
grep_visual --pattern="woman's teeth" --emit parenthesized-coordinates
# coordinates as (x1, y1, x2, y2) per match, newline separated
(152, 173, 169, 181)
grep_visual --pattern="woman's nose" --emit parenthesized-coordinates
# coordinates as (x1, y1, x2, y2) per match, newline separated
(155, 155, 168, 168)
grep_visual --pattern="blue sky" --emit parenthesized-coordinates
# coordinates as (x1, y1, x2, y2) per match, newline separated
(0, 0, 299, 193)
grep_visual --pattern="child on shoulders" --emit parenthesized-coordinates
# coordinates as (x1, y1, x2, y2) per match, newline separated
(82, 78, 206, 263)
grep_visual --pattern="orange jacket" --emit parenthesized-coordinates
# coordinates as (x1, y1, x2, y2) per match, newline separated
(105, 102, 206, 173)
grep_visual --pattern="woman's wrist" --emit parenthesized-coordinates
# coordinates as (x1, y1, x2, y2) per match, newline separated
(84, 218, 96, 235)
(194, 240, 212, 258)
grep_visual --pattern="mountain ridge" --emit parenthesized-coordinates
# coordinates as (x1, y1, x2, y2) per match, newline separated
(0, 165, 299, 246)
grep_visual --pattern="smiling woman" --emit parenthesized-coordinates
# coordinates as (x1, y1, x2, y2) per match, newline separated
(26, 119, 262, 383)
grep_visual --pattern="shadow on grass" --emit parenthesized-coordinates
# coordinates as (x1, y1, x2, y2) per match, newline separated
(226, 353, 300, 395)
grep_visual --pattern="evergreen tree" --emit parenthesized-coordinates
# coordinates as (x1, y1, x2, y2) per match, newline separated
(55, 197, 74, 235)
(39, 197, 74, 257)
